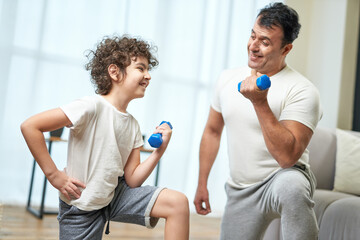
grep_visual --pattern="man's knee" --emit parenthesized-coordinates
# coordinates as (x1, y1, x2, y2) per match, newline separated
(272, 170, 314, 208)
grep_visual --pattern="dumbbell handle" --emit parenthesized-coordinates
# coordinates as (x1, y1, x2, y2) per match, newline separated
(238, 74, 271, 92)
(148, 121, 173, 148)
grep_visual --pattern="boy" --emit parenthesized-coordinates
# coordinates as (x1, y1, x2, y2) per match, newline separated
(21, 35, 189, 240)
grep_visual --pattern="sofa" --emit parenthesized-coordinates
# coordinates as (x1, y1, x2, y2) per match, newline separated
(262, 126, 360, 240)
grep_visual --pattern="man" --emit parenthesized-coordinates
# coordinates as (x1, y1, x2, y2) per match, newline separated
(194, 2, 321, 240)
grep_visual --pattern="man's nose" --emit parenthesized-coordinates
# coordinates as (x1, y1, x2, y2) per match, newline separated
(249, 40, 259, 52)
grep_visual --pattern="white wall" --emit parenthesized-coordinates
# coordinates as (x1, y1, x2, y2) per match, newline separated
(286, 0, 359, 130)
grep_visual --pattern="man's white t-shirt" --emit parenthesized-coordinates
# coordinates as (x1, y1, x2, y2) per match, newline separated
(212, 65, 322, 189)
(60, 95, 143, 211)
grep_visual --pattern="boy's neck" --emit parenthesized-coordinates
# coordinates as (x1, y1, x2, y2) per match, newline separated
(101, 91, 129, 113)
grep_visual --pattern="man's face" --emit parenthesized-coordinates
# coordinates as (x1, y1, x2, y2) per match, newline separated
(247, 17, 291, 76)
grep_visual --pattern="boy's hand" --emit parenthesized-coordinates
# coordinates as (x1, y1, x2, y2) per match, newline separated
(153, 122, 172, 148)
(47, 170, 86, 200)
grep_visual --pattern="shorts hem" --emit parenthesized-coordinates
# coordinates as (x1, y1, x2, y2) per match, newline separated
(144, 187, 165, 228)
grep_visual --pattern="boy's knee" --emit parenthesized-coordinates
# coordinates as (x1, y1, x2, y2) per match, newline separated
(170, 191, 189, 216)
(176, 192, 189, 211)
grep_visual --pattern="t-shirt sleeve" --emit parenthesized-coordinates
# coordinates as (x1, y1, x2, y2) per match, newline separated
(60, 97, 96, 132)
(133, 120, 144, 149)
(279, 84, 322, 132)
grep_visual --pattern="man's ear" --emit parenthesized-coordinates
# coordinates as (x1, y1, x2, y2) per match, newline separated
(108, 64, 121, 81)
(282, 43, 293, 57)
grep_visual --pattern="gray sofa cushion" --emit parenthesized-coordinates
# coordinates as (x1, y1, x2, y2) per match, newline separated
(308, 127, 337, 190)
(318, 197, 360, 240)
(314, 189, 357, 225)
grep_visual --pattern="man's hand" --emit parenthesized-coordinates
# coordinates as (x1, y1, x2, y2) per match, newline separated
(194, 186, 211, 215)
(47, 170, 86, 200)
(240, 69, 269, 105)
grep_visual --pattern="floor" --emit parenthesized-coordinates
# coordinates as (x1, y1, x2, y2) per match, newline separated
(0, 204, 221, 240)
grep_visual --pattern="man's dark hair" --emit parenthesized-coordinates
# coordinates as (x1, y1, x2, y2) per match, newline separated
(85, 35, 159, 95)
(257, 2, 301, 47)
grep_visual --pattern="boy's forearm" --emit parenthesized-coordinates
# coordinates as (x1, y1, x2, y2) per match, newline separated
(125, 148, 166, 187)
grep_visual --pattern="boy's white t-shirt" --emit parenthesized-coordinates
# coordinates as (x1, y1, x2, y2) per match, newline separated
(60, 95, 143, 211)
(212, 65, 322, 189)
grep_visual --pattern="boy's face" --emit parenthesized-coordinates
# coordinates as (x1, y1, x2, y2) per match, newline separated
(122, 56, 151, 99)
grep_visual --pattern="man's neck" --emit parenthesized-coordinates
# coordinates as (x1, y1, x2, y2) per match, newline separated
(260, 63, 287, 77)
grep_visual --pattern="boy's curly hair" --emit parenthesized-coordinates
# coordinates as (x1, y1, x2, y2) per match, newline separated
(85, 35, 159, 95)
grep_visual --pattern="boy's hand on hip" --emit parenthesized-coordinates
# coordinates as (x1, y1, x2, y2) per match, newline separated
(47, 170, 86, 200)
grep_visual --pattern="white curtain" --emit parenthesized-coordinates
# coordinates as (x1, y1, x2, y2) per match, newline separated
(0, 0, 278, 216)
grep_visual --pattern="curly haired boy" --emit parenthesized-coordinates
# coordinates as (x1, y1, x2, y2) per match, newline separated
(21, 35, 189, 240)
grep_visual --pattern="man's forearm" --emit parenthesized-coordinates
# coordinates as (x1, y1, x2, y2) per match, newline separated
(253, 100, 301, 168)
(198, 131, 221, 186)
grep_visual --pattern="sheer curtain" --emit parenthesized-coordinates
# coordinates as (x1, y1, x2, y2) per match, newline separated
(0, 0, 278, 215)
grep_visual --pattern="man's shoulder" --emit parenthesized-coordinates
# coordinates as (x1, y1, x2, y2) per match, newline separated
(279, 66, 317, 88)
(283, 66, 310, 81)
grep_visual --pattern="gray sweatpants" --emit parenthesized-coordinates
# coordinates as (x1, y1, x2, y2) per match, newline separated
(220, 165, 318, 240)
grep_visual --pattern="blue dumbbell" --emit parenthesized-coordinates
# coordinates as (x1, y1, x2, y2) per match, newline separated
(148, 121, 173, 148)
(238, 74, 271, 92)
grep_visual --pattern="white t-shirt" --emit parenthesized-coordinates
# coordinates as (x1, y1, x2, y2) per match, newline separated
(212, 65, 322, 189)
(59, 95, 143, 211)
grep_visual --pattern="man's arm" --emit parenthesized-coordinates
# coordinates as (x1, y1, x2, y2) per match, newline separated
(194, 107, 224, 215)
(254, 102, 313, 168)
(240, 70, 313, 168)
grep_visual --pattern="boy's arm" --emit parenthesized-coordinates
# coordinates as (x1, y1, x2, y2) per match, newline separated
(21, 108, 86, 200)
(124, 123, 172, 188)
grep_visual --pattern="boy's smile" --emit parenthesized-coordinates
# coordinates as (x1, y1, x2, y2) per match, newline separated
(123, 57, 151, 99)
(104, 56, 152, 113)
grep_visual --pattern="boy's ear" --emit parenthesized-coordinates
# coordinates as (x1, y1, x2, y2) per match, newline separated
(108, 64, 121, 81)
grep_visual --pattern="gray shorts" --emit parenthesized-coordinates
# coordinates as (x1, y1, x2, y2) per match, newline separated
(57, 177, 164, 240)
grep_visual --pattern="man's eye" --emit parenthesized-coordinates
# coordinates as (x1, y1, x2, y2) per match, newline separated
(262, 41, 269, 46)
